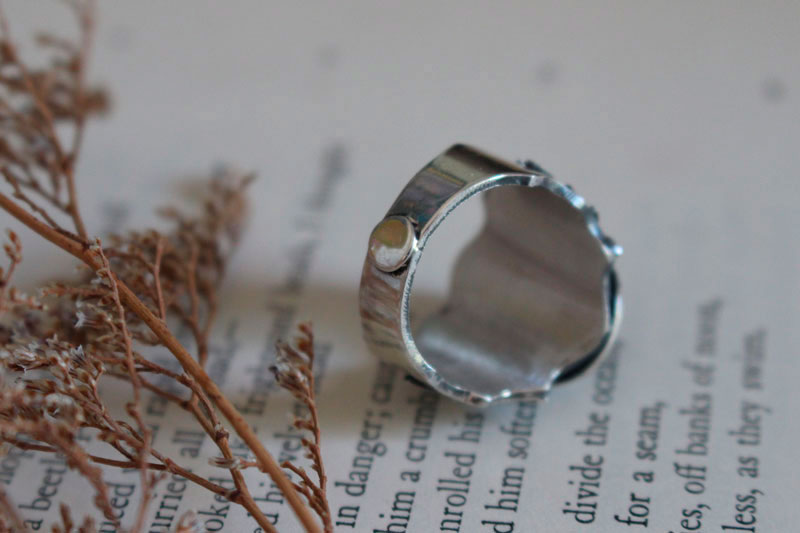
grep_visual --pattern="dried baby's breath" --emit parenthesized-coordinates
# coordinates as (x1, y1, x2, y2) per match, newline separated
(0, 2, 329, 532)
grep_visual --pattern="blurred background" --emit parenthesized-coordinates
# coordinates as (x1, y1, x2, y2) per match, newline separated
(4, 1, 798, 288)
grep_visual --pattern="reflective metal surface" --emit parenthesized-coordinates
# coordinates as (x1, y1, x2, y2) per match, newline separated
(359, 144, 621, 406)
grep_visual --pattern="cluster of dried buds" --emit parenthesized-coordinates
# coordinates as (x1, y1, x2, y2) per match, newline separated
(0, 2, 332, 532)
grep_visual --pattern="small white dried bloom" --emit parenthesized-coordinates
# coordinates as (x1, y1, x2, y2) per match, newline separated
(272, 357, 304, 385)
(175, 510, 202, 533)
(90, 268, 110, 287)
(75, 311, 87, 328)
(12, 346, 39, 370)
(12, 290, 29, 301)
(208, 456, 243, 470)
(45, 393, 76, 413)
(70, 344, 84, 358)
(212, 422, 229, 440)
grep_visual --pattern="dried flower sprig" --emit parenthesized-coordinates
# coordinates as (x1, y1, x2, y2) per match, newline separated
(211, 323, 333, 531)
(0, 2, 328, 532)
(272, 324, 332, 532)
(0, 0, 107, 240)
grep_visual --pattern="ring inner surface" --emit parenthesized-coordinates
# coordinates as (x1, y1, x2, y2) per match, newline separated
(413, 184, 612, 399)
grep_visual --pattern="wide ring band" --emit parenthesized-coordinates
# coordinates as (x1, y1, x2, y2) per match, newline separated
(359, 144, 621, 406)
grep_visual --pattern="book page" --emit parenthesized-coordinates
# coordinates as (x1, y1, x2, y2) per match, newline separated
(2, 2, 798, 531)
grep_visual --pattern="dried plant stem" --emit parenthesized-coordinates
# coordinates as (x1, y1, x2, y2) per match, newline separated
(0, 486, 26, 532)
(0, 194, 320, 532)
(0, 0, 91, 240)
(100, 245, 153, 533)
(113, 364, 271, 527)
(153, 235, 166, 319)
(64, 166, 87, 239)
(272, 324, 333, 531)
(8, 435, 239, 505)
(0, 3, 330, 529)
(68, 0, 95, 163)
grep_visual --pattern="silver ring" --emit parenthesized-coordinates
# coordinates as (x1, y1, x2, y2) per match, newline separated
(359, 144, 622, 406)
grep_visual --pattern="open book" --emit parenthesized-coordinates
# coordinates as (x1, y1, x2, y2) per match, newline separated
(2, 2, 797, 531)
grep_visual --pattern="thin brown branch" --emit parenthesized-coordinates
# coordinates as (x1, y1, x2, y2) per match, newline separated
(0, 4, 326, 530)
(0, 485, 28, 532)
(273, 323, 332, 531)
(1, 167, 62, 229)
(153, 235, 166, 319)
(97, 243, 153, 533)
(0, 192, 316, 532)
